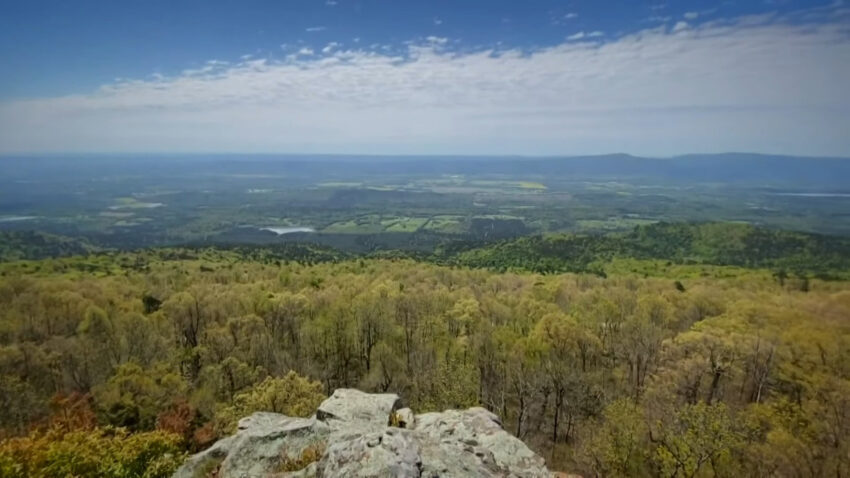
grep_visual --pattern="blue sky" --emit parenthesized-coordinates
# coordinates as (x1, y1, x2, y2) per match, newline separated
(1, 0, 848, 156)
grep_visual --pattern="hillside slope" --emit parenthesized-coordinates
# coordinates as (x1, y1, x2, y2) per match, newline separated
(0, 231, 98, 262)
(447, 222, 850, 278)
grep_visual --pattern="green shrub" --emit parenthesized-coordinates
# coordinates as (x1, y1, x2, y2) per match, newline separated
(0, 426, 186, 478)
(213, 371, 325, 435)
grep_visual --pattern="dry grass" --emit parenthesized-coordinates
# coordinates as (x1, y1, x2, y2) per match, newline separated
(277, 441, 326, 472)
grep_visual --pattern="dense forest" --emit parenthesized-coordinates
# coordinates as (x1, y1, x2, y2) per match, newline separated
(0, 231, 98, 262)
(0, 222, 848, 477)
(446, 222, 850, 279)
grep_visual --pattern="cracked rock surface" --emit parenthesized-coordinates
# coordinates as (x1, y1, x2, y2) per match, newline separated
(173, 388, 551, 478)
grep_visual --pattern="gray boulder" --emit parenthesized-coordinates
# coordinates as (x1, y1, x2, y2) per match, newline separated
(320, 428, 422, 477)
(174, 414, 326, 478)
(316, 388, 402, 430)
(416, 408, 547, 477)
(173, 389, 550, 478)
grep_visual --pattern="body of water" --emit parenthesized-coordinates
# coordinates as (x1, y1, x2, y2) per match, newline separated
(108, 202, 164, 210)
(260, 226, 315, 235)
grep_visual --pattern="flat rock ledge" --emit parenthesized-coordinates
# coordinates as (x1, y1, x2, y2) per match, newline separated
(174, 388, 551, 478)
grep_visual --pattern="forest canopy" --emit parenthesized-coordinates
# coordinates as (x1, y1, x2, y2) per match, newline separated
(0, 223, 848, 476)
(445, 222, 850, 279)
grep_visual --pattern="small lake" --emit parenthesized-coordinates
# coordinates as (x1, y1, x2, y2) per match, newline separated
(109, 202, 164, 210)
(260, 226, 316, 235)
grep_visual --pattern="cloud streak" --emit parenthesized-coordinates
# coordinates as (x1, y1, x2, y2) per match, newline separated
(1, 14, 849, 156)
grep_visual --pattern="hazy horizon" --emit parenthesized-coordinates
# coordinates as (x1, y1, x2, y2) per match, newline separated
(2, 151, 850, 161)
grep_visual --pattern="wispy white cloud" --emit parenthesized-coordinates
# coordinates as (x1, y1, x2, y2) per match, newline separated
(568, 31, 604, 40)
(672, 21, 690, 32)
(433, 17, 443, 26)
(685, 8, 717, 20)
(305, 26, 326, 32)
(1, 14, 849, 156)
(646, 15, 672, 23)
(425, 36, 448, 45)
(551, 12, 579, 26)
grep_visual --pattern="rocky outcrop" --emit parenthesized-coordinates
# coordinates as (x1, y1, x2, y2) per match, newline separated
(316, 388, 402, 430)
(173, 388, 550, 478)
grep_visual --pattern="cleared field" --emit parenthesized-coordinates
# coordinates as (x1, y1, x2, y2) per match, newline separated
(474, 214, 523, 220)
(518, 181, 547, 189)
(576, 217, 658, 231)
(109, 197, 164, 210)
(384, 217, 428, 232)
(323, 219, 383, 234)
(422, 215, 466, 234)
(99, 211, 134, 218)
(468, 180, 547, 190)
(415, 178, 547, 194)
(114, 217, 152, 227)
(322, 215, 427, 233)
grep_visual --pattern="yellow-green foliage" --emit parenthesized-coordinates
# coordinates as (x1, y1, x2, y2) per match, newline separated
(388, 411, 401, 427)
(213, 371, 325, 435)
(0, 251, 848, 475)
(651, 402, 739, 477)
(579, 399, 648, 477)
(0, 426, 185, 478)
(93, 362, 188, 431)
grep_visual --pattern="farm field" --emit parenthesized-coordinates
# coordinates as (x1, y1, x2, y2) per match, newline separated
(0, 154, 848, 254)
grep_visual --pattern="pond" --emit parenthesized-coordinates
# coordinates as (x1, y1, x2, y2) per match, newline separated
(259, 226, 316, 235)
